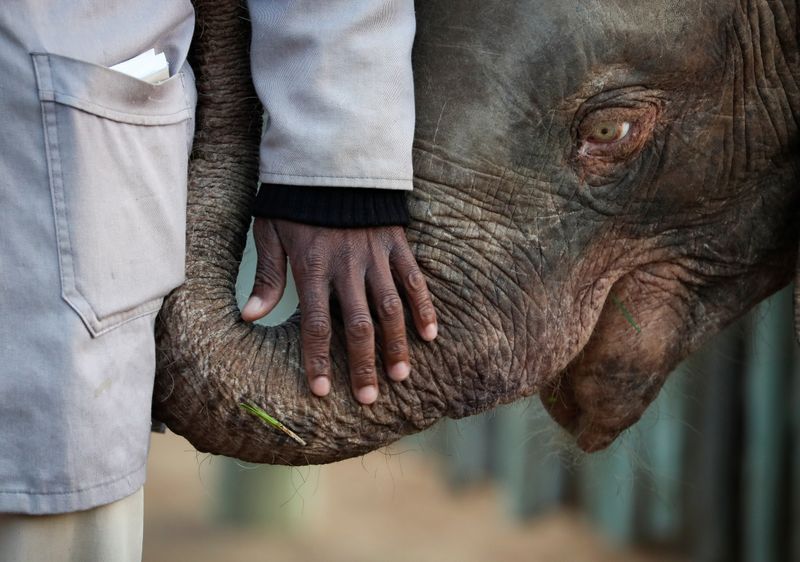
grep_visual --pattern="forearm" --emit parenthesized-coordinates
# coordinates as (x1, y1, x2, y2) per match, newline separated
(246, 0, 416, 226)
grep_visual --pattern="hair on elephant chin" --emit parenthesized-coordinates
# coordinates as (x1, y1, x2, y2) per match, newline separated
(488, 395, 677, 477)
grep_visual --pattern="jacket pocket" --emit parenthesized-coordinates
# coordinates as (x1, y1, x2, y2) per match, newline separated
(31, 52, 196, 337)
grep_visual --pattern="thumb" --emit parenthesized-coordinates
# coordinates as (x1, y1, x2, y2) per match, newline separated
(241, 218, 287, 322)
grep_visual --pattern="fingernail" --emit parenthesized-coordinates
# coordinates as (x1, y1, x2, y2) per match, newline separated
(242, 296, 263, 319)
(310, 376, 331, 397)
(422, 323, 438, 341)
(388, 362, 410, 382)
(356, 385, 378, 405)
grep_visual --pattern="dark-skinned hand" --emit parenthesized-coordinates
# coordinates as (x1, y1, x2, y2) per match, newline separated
(241, 218, 438, 405)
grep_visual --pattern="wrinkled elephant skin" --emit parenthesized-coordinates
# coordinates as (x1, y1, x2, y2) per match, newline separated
(154, 0, 800, 462)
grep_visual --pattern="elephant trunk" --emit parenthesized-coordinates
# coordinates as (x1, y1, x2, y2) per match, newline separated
(154, 0, 486, 464)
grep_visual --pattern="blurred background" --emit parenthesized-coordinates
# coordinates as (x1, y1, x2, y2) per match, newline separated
(143, 229, 800, 562)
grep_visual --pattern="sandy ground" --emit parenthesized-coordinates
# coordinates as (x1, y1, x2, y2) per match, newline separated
(143, 431, 684, 562)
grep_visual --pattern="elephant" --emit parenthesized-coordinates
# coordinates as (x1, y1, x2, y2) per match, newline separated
(153, 0, 800, 463)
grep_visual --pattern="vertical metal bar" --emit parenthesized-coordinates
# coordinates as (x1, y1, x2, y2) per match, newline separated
(743, 288, 793, 562)
(683, 323, 745, 562)
(792, 304, 800, 562)
(579, 438, 638, 543)
(793, 308, 800, 562)
(494, 400, 565, 519)
(634, 367, 688, 544)
(440, 415, 492, 489)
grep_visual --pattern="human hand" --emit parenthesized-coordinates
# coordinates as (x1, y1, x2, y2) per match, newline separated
(241, 218, 438, 405)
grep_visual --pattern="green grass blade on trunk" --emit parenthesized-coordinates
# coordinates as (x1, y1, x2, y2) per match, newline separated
(610, 294, 642, 334)
(239, 402, 307, 447)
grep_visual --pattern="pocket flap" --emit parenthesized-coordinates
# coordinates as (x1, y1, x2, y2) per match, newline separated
(31, 52, 193, 126)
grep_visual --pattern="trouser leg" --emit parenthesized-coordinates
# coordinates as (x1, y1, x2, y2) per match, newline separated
(0, 487, 144, 562)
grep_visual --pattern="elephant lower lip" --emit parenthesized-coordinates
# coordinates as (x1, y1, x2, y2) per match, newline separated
(536, 275, 637, 449)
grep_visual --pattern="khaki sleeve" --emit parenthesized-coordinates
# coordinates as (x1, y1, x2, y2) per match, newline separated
(246, 0, 416, 191)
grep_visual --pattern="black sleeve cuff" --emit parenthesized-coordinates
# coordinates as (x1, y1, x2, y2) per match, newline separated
(252, 184, 410, 228)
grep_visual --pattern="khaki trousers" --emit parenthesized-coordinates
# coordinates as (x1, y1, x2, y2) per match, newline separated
(0, 488, 143, 562)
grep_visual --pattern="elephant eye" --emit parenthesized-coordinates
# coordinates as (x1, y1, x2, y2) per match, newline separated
(575, 105, 657, 162)
(570, 89, 664, 187)
(588, 121, 631, 143)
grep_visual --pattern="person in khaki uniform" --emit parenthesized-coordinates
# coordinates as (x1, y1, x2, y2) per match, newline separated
(0, 1, 437, 559)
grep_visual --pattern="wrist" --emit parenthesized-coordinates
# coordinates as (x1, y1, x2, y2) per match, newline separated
(252, 184, 410, 228)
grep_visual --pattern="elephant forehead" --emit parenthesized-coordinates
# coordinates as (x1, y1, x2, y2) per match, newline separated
(415, 0, 737, 170)
(425, 0, 732, 63)
(420, 0, 736, 100)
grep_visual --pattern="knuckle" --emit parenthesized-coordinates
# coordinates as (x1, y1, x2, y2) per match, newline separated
(380, 294, 403, 318)
(254, 265, 282, 290)
(252, 223, 272, 245)
(304, 316, 331, 340)
(302, 249, 328, 277)
(306, 355, 330, 376)
(386, 338, 407, 357)
(346, 314, 373, 340)
(338, 241, 356, 264)
(418, 303, 436, 323)
(407, 269, 427, 291)
(351, 364, 376, 384)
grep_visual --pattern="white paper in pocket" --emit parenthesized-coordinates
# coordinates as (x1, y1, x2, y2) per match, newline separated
(110, 49, 169, 84)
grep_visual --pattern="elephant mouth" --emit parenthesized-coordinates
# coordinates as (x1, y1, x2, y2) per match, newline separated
(538, 268, 680, 451)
